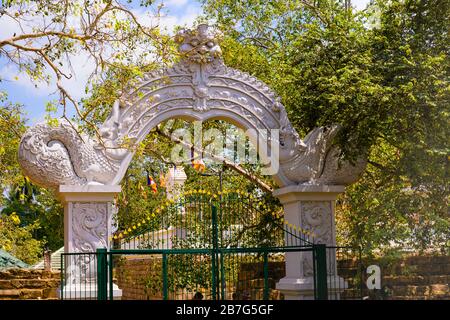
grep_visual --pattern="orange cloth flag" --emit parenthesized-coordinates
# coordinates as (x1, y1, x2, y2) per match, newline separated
(192, 158, 206, 173)
(147, 173, 157, 193)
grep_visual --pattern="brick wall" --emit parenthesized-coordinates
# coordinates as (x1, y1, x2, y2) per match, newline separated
(116, 255, 164, 300)
(115, 256, 286, 300)
(366, 255, 450, 300)
(115, 254, 450, 300)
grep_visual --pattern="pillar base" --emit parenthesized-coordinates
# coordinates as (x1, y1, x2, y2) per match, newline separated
(58, 283, 122, 300)
(276, 276, 348, 300)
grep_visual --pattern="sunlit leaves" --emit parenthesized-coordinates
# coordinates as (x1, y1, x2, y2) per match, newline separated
(203, 0, 449, 252)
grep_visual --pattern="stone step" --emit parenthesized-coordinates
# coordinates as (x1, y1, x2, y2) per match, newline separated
(233, 288, 283, 300)
(390, 284, 449, 297)
(383, 275, 449, 286)
(0, 269, 60, 280)
(0, 289, 44, 299)
(387, 264, 450, 276)
(341, 288, 364, 296)
(399, 256, 450, 266)
(236, 278, 276, 290)
(389, 295, 450, 300)
(337, 274, 449, 288)
(0, 279, 60, 290)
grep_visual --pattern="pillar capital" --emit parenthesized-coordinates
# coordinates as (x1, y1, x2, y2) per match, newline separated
(273, 185, 345, 203)
(57, 185, 121, 203)
(58, 185, 121, 254)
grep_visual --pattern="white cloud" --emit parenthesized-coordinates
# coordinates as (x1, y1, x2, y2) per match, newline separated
(0, 62, 56, 98)
(164, 0, 189, 6)
(352, 0, 371, 11)
(159, 7, 201, 32)
(132, 1, 203, 34)
(0, 1, 204, 113)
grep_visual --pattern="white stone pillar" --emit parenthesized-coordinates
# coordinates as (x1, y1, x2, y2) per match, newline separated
(165, 166, 187, 200)
(164, 167, 188, 248)
(274, 185, 347, 300)
(57, 185, 122, 299)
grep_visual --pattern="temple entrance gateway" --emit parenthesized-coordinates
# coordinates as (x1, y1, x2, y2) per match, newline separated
(61, 190, 362, 300)
(18, 24, 366, 300)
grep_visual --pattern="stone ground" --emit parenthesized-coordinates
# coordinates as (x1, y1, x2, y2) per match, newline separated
(1, 254, 448, 300)
(0, 269, 60, 300)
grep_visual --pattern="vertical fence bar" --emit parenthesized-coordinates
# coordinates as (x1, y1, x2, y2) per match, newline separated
(60, 254, 64, 300)
(314, 244, 328, 300)
(359, 247, 364, 300)
(108, 253, 114, 300)
(263, 251, 269, 300)
(220, 251, 225, 300)
(162, 252, 168, 300)
(96, 248, 107, 301)
(313, 248, 317, 300)
(211, 205, 218, 300)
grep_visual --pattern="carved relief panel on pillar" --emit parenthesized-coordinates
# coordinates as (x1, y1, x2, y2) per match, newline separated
(68, 202, 110, 284)
(72, 202, 109, 253)
(301, 201, 336, 277)
(302, 201, 333, 245)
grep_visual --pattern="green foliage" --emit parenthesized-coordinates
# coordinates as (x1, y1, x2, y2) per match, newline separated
(0, 213, 43, 264)
(204, 0, 449, 252)
(205, 0, 387, 158)
(337, 140, 449, 253)
(0, 94, 26, 188)
(336, 0, 449, 253)
(0, 99, 64, 255)
(0, 0, 447, 260)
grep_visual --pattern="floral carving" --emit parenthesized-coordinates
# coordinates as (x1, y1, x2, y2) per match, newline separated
(72, 202, 108, 252)
(302, 201, 332, 244)
(68, 202, 109, 284)
(301, 201, 336, 276)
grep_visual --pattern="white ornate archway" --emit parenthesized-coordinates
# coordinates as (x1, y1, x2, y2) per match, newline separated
(18, 24, 366, 299)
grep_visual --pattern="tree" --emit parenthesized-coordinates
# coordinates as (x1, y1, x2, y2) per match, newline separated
(0, 0, 173, 136)
(0, 98, 64, 253)
(338, 0, 449, 253)
(0, 212, 43, 264)
(202, 0, 449, 252)
(0, 93, 26, 188)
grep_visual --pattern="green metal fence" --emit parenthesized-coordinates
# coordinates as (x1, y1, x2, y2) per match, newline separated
(60, 245, 362, 300)
(96, 246, 324, 300)
(59, 252, 99, 300)
(327, 246, 364, 300)
(114, 190, 313, 250)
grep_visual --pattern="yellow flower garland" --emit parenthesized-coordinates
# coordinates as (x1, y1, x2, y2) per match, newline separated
(112, 189, 315, 240)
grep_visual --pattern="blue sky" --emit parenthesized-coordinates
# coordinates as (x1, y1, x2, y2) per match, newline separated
(0, 0, 370, 125)
(0, 0, 204, 124)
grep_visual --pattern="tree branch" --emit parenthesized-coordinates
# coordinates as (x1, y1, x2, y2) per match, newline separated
(155, 127, 274, 193)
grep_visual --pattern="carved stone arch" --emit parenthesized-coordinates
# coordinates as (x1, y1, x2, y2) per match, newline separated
(111, 106, 286, 186)
(111, 58, 299, 186)
(17, 24, 367, 300)
(18, 24, 365, 190)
